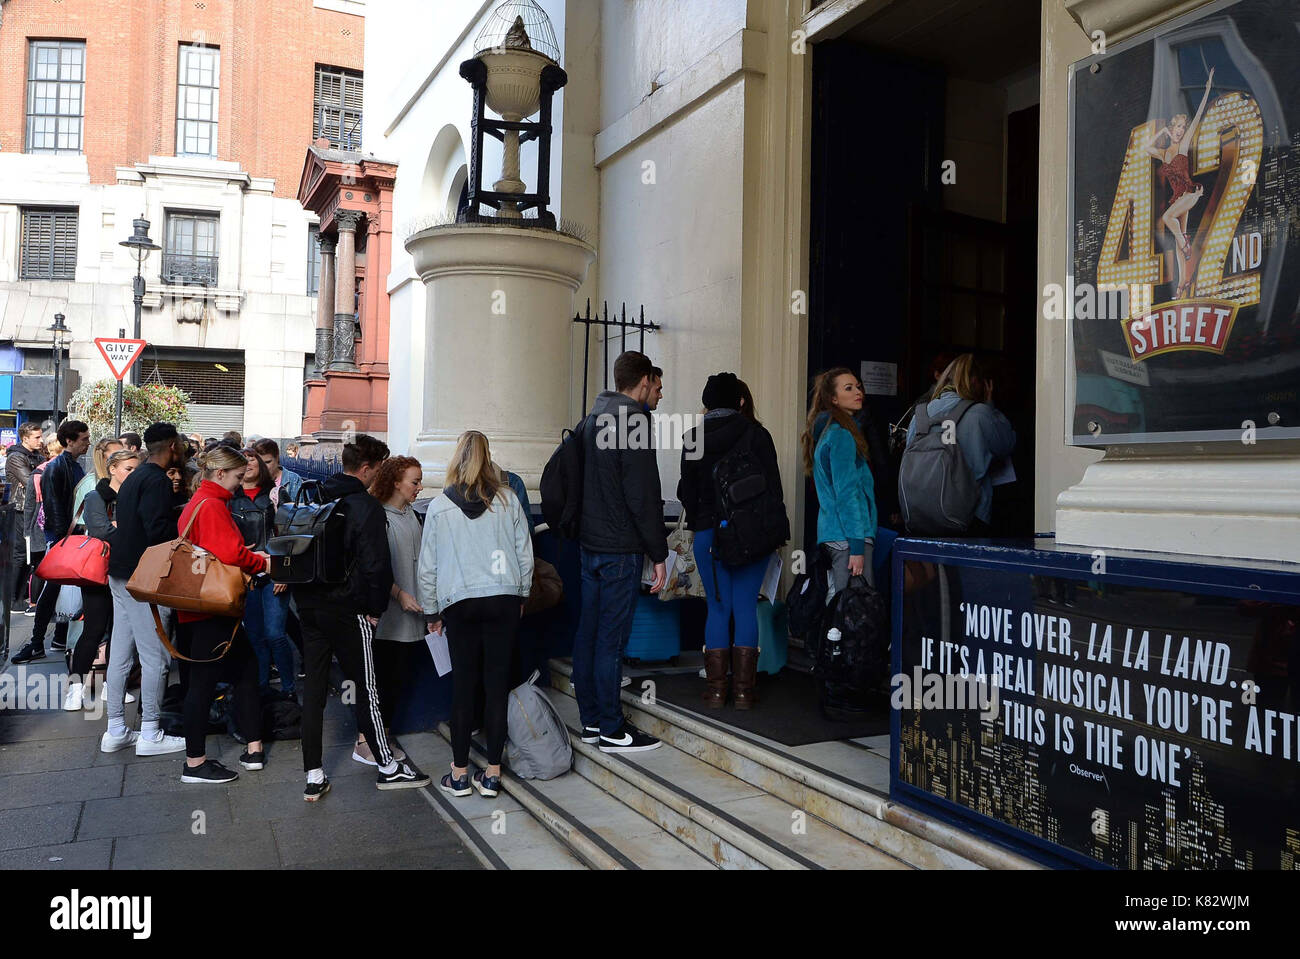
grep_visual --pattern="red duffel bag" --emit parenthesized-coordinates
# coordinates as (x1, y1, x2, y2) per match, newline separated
(36, 534, 110, 587)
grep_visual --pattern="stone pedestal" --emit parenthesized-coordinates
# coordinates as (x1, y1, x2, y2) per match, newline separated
(404, 224, 595, 491)
(1055, 444, 1300, 564)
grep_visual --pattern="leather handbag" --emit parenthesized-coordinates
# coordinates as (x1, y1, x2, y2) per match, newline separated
(37, 533, 110, 587)
(523, 557, 564, 616)
(127, 499, 253, 663)
(35, 500, 110, 587)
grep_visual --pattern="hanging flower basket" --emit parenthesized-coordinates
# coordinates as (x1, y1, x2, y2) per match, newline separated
(68, 380, 192, 439)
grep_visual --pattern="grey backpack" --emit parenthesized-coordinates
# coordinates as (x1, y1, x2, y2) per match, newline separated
(897, 399, 980, 535)
(505, 670, 572, 780)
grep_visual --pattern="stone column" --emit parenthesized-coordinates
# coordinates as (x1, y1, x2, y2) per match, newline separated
(312, 235, 336, 381)
(405, 225, 595, 493)
(330, 210, 361, 373)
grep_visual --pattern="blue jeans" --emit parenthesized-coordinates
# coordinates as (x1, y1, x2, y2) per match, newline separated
(693, 527, 768, 650)
(572, 549, 642, 736)
(244, 585, 296, 695)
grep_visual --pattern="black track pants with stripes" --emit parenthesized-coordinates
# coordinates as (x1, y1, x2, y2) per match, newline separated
(298, 606, 394, 772)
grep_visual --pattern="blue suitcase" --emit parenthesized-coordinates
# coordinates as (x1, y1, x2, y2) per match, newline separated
(624, 592, 681, 664)
(756, 599, 788, 675)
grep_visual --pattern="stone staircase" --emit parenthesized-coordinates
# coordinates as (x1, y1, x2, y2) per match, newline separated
(419, 660, 1040, 870)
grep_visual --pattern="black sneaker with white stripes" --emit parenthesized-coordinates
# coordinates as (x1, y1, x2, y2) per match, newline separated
(304, 777, 331, 802)
(377, 759, 432, 790)
(581, 725, 600, 744)
(598, 723, 661, 754)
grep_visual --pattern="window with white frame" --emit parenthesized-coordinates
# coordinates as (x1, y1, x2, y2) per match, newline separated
(176, 44, 220, 157)
(26, 40, 85, 154)
(163, 212, 220, 286)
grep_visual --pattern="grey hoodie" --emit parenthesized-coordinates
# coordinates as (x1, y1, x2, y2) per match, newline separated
(417, 484, 534, 618)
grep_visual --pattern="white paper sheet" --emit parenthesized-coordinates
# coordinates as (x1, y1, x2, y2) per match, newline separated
(759, 553, 783, 602)
(425, 628, 453, 677)
(989, 457, 1017, 487)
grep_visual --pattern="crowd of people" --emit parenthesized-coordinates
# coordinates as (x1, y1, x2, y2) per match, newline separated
(1, 347, 1014, 800)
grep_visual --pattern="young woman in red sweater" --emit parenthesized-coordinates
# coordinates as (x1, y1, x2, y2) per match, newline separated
(175, 445, 271, 784)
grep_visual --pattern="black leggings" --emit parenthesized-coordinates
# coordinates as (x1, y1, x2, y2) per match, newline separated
(29, 563, 68, 649)
(69, 583, 111, 679)
(444, 594, 520, 768)
(178, 616, 262, 760)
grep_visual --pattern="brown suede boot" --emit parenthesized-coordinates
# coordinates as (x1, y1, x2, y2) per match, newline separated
(732, 646, 759, 710)
(703, 648, 730, 708)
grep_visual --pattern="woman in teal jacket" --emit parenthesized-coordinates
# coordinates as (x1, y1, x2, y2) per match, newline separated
(801, 367, 878, 593)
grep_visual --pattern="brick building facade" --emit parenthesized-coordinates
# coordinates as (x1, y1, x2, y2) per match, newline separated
(0, 0, 367, 439)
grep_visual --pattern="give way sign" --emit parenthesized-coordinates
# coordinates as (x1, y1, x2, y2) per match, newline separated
(94, 338, 148, 381)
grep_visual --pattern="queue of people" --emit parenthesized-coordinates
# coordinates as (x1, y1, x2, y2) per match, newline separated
(3, 347, 1015, 801)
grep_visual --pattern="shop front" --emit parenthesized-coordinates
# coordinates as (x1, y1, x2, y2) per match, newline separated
(889, 0, 1300, 869)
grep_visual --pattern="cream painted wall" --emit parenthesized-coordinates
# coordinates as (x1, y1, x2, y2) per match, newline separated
(596, 81, 747, 495)
(1036, 0, 1103, 530)
(598, 0, 748, 128)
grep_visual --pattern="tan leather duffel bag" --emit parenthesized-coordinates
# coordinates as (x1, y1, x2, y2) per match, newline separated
(127, 499, 252, 662)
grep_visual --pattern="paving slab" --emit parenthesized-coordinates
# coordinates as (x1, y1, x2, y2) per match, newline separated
(112, 821, 282, 870)
(77, 790, 234, 841)
(0, 763, 122, 810)
(271, 803, 458, 867)
(0, 801, 82, 850)
(0, 838, 114, 870)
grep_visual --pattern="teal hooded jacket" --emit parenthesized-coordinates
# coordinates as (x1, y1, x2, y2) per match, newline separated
(812, 416, 877, 555)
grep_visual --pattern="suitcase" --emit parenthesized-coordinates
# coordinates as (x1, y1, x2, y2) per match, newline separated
(624, 591, 681, 664)
(756, 599, 788, 675)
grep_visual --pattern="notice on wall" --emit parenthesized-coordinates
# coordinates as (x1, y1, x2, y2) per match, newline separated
(859, 361, 897, 397)
(895, 560, 1300, 869)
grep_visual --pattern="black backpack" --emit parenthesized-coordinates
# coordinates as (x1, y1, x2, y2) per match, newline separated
(265, 481, 349, 584)
(540, 417, 587, 540)
(710, 423, 790, 567)
(815, 574, 889, 717)
(785, 547, 830, 640)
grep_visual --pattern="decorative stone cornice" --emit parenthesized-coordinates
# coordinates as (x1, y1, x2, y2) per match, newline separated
(1064, 0, 1216, 45)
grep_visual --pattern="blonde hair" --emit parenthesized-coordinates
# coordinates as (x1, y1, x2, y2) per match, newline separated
(92, 438, 125, 479)
(106, 449, 141, 472)
(196, 445, 248, 479)
(444, 431, 504, 505)
(45, 438, 63, 457)
(933, 354, 987, 402)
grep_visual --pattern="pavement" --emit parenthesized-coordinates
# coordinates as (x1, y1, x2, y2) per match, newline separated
(0, 610, 480, 870)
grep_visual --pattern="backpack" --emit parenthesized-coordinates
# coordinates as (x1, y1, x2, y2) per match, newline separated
(785, 546, 830, 640)
(505, 669, 572, 780)
(265, 481, 349, 584)
(539, 417, 586, 540)
(815, 574, 889, 717)
(710, 423, 790, 568)
(897, 399, 980, 536)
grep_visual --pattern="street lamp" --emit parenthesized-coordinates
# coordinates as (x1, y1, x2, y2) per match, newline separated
(118, 216, 160, 388)
(48, 313, 70, 423)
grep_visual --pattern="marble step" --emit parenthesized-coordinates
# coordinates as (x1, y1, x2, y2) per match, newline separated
(399, 731, 586, 870)
(431, 724, 714, 870)
(545, 688, 912, 870)
(548, 659, 1039, 870)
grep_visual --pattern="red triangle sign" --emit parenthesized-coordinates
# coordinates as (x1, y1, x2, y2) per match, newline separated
(94, 338, 148, 382)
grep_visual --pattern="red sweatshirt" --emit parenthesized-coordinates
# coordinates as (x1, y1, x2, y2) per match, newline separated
(176, 480, 268, 623)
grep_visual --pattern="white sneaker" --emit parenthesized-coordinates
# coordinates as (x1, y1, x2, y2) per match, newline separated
(621, 674, 632, 688)
(100, 728, 139, 753)
(62, 683, 85, 711)
(135, 732, 186, 756)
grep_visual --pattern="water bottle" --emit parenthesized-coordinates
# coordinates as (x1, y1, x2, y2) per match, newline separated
(827, 627, 842, 660)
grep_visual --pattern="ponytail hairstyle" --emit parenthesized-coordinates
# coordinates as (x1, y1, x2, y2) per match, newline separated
(196, 444, 248, 481)
(444, 431, 504, 505)
(800, 367, 871, 476)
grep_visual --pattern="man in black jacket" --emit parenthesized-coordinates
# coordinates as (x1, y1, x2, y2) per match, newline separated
(5, 422, 45, 612)
(10, 420, 88, 665)
(100, 423, 189, 757)
(573, 351, 669, 754)
(294, 434, 430, 802)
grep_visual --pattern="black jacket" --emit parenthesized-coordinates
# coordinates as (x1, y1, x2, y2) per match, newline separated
(229, 485, 275, 550)
(6, 445, 42, 511)
(677, 413, 783, 533)
(40, 451, 84, 543)
(109, 462, 185, 579)
(579, 390, 668, 562)
(292, 473, 393, 618)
